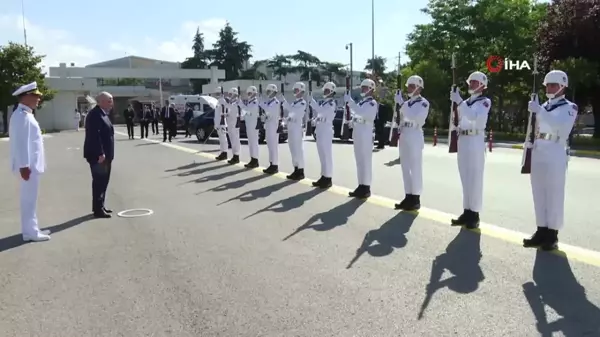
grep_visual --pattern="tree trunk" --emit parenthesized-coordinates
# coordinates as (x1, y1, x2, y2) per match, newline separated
(2, 111, 7, 134)
(592, 95, 600, 139)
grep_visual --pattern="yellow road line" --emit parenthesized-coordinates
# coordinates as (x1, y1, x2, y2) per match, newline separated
(116, 131, 600, 268)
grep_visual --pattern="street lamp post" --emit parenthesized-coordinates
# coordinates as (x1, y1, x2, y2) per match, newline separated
(21, 0, 27, 46)
(345, 43, 353, 89)
(371, 0, 375, 62)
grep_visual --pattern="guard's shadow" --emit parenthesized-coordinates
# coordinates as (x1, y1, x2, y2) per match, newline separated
(175, 162, 229, 177)
(165, 161, 214, 172)
(198, 173, 271, 195)
(282, 198, 366, 241)
(346, 210, 418, 269)
(0, 214, 94, 253)
(218, 180, 296, 205)
(418, 228, 484, 319)
(384, 157, 401, 166)
(190, 167, 247, 183)
(244, 188, 325, 219)
(523, 251, 600, 336)
(135, 142, 158, 147)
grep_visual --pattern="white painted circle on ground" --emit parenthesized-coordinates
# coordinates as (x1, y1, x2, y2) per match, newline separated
(117, 208, 154, 218)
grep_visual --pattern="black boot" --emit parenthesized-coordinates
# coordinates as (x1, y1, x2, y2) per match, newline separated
(215, 152, 227, 161)
(244, 158, 259, 168)
(349, 185, 363, 197)
(541, 229, 559, 251)
(523, 227, 547, 248)
(312, 176, 325, 187)
(402, 194, 421, 212)
(465, 211, 480, 229)
(350, 185, 370, 199)
(286, 167, 299, 180)
(394, 194, 410, 210)
(451, 210, 469, 226)
(227, 154, 240, 164)
(287, 168, 304, 181)
(319, 177, 332, 188)
(263, 164, 278, 174)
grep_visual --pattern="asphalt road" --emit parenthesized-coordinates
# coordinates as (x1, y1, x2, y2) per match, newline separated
(0, 129, 599, 337)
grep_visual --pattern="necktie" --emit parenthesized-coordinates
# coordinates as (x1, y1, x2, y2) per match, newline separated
(166, 109, 169, 118)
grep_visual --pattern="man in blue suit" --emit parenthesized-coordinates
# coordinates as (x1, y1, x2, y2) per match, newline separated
(84, 92, 115, 218)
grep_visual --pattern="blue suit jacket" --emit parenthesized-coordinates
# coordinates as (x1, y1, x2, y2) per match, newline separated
(84, 106, 115, 163)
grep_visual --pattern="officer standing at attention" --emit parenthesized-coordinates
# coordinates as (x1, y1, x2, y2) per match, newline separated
(258, 84, 281, 174)
(140, 105, 150, 139)
(161, 103, 177, 142)
(213, 86, 229, 161)
(151, 106, 160, 135)
(9, 82, 50, 242)
(218, 88, 242, 165)
(345, 79, 379, 199)
(524, 70, 576, 251)
(309, 82, 337, 188)
(124, 105, 135, 139)
(280, 82, 307, 180)
(449, 71, 491, 229)
(74, 109, 81, 131)
(393, 75, 429, 211)
(239, 86, 260, 168)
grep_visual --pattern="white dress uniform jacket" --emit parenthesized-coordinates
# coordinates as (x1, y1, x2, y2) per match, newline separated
(530, 96, 577, 230)
(259, 97, 281, 165)
(214, 98, 229, 153)
(398, 95, 430, 195)
(224, 98, 241, 156)
(309, 97, 336, 178)
(282, 97, 307, 169)
(240, 97, 260, 159)
(347, 96, 378, 186)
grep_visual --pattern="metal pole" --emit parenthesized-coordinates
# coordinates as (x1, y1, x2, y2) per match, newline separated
(349, 43, 353, 89)
(21, 0, 27, 46)
(371, 0, 375, 62)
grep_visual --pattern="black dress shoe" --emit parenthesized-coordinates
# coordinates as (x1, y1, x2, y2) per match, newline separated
(244, 158, 259, 168)
(103, 208, 113, 213)
(451, 210, 469, 226)
(523, 227, 547, 248)
(93, 211, 111, 218)
(215, 152, 227, 161)
(227, 155, 240, 164)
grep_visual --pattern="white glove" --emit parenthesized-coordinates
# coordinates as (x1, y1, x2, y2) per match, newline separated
(528, 96, 541, 114)
(344, 93, 352, 102)
(450, 89, 463, 104)
(395, 91, 404, 105)
(218, 97, 227, 105)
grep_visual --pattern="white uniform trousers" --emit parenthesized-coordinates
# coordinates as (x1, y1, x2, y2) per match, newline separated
(20, 172, 42, 236)
(457, 135, 486, 212)
(315, 124, 333, 177)
(227, 126, 241, 156)
(531, 141, 568, 230)
(353, 124, 374, 185)
(287, 123, 305, 168)
(399, 129, 424, 195)
(217, 127, 228, 153)
(245, 118, 260, 159)
(265, 124, 279, 165)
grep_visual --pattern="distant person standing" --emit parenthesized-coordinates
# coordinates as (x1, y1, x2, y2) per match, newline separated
(9, 82, 50, 241)
(139, 106, 151, 139)
(184, 106, 194, 138)
(74, 109, 81, 131)
(161, 104, 177, 142)
(84, 92, 115, 218)
(151, 106, 160, 135)
(124, 105, 135, 139)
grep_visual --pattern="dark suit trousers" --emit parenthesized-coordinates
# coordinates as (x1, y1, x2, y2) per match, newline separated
(163, 121, 173, 141)
(90, 161, 112, 212)
(151, 120, 159, 134)
(140, 121, 149, 138)
(126, 122, 134, 137)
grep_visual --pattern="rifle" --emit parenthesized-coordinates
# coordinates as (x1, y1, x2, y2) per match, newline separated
(389, 60, 402, 147)
(277, 83, 284, 133)
(235, 86, 241, 128)
(256, 84, 265, 130)
(305, 72, 314, 136)
(341, 74, 352, 139)
(448, 53, 459, 153)
(521, 55, 538, 174)
(219, 86, 226, 127)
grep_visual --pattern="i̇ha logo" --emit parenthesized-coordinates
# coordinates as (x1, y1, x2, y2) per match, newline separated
(486, 55, 531, 73)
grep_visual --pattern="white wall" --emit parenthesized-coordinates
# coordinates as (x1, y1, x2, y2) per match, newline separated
(36, 91, 79, 131)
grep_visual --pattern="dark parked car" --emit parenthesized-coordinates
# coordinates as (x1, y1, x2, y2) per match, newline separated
(188, 109, 288, 144)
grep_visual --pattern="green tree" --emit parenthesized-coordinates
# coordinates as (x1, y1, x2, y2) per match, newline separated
(0, 42, 55, 133)
(364, 56, 387, 78)
(240, 59, 268, 80)
(206, 23, 252, 81)
(538, 0, 600, 138)
(181, 28, 210, 93)
(320, 62, 346, 85)
(267, 54, 292, 80)
(289, 50, 322, 83)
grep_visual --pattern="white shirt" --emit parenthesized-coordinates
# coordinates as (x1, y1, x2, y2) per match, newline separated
(347, 96, 379, 125)
(9, 104, 46, 174)
(309, 98, 336, 125)
(282, 97, 307, 124)
(537, 95, 577, 146)
(457, 93, 491, 131)
(259, 97, 281, 127)
(240, 97, 259, 119)
(399, 95, 429, 129)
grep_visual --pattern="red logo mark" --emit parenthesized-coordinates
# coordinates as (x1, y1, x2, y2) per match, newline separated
(486, 55, 504, 73)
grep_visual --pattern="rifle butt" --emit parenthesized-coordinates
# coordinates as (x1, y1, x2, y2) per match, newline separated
(448, 130, 458, 153)
(521, 148, 532, 174)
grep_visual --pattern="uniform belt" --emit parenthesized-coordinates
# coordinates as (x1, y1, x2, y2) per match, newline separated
(352, 116, 372, 124)
(286, 117, 300, 123)
(315, 116, 326, 123)
(401, 121, 421, 129)
(536, 132, 565, 144)
(459, 129, 483, 136)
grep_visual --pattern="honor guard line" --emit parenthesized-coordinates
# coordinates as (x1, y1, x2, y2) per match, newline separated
(114, 130, 600, 268)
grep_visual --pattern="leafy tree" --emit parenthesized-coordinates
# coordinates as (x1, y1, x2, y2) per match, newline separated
(267, 54, 292, 80)
(240, 59, 268, 80)
(538, 0, 600, 138)
(181, 28, 210, 93)
(289, 50, 322, 83)
(364, 56, 387, 78)
(206, 23, 252, 81)
(320, 62, 346, 85)
(0, 42, 55, 133)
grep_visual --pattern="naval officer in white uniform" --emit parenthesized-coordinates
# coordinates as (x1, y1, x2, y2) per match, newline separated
(9, 82, 51, 242)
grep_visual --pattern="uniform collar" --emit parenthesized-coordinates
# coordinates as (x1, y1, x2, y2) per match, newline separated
(409, 95, 422, 101)
(469, 93, 482, 100)
(548, 95, 566, 105)
(18, 103, 33, 113)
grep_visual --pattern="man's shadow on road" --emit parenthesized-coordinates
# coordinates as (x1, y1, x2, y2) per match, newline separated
(346, 210, 418, 269)
(197, 173, 271, 195)
(0, 214, 95, 253)
(218, 180, 296, 205)
(384, 157, 401, 166)
(418, 228, 484, 319)
(282, 198, 366, 241)
(523, 251, 600, 337)
(243, 188, 326, 219)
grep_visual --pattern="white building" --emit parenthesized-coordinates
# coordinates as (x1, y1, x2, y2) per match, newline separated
(6, 56, 225, 132)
